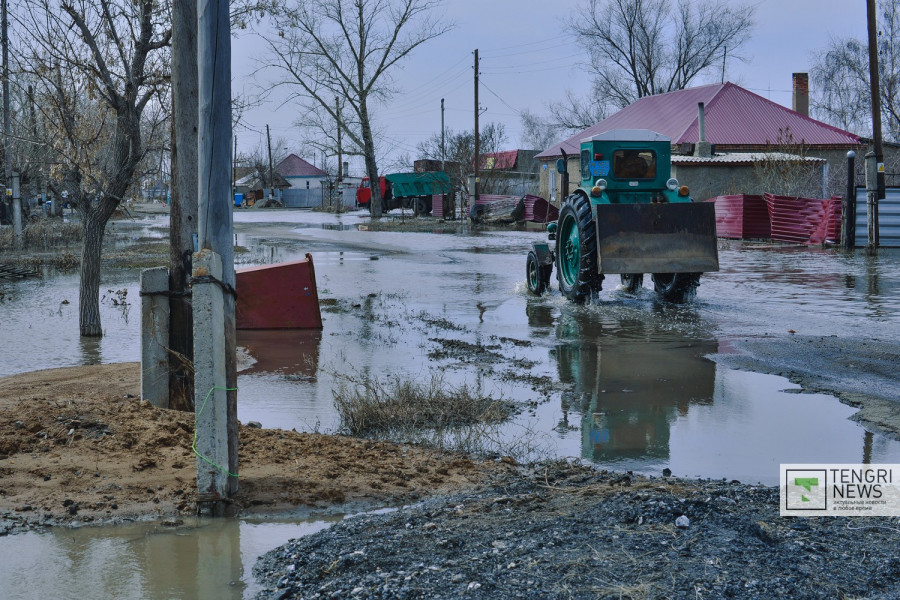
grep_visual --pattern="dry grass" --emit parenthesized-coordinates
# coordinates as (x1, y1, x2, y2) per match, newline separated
(333, 373, 512, 436)
(0, 219, 81, 250)
(331, 372, 557, 462)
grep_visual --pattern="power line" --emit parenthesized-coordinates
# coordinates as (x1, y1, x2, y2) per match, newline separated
(480, 80, 522, 117)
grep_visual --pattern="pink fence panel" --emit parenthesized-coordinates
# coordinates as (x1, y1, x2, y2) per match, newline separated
(708, 195, 770, 239)
(764, 194, 842, 245)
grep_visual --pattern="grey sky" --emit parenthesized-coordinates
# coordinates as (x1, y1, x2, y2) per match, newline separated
(232, 0, 870, 174)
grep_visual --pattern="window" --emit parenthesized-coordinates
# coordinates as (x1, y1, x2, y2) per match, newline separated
(612, 150, 656, 179)
(580, 149, 590, 180)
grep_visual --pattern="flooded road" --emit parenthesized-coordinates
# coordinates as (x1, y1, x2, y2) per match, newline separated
(2, 210, 899, 480)
(2, 209, 900, 598)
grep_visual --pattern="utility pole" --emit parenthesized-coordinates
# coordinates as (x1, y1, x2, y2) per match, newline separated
(473, 49, 479, 217)
(441, 97, 445, 172)
(168, 0, 199, 411)
(266, 124, 274, 196)
(336, 96, 342, 184)
(2, 0, 15, 233)
(866, 0, 884, 253)
(196, 0, 238, 513)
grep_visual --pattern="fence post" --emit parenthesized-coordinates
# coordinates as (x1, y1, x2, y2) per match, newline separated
(140, 266, 170, 408)
(11, 170, 21, 249)
(192, 250, 231, 511)
(865, 151, 879, 255)
(842, 151, 856, 249)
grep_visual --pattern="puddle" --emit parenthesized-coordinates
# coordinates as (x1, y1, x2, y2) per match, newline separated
(0, 515, 339, 600)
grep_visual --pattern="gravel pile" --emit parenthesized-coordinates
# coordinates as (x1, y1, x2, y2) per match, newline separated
(254, 462, 900, 600)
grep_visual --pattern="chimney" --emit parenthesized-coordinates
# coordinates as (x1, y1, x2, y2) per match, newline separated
(694, 102, 712, 158)
(792, 72, 809, 116)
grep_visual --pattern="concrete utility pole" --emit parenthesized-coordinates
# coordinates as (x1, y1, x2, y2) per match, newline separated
(866, 0, 884, 253)
(195, 0, 238, 513)
(2, 0, 16, 232)
(335, 96, 342, 185)
(266, 124, 274, 196)
(473, 49, 479, 217)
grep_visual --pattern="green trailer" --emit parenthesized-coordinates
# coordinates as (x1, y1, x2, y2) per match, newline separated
(383, 171, 452, 215)
(526, 129, 719, 303)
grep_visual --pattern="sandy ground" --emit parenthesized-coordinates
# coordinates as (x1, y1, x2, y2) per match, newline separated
(0, 363, 506, 528)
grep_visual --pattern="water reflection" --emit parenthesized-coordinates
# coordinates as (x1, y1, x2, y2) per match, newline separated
(555, 335, 717, 464)
(0, 517, 338, 600)
(79, 335, 104, 365)
(237, 329, 322, 377)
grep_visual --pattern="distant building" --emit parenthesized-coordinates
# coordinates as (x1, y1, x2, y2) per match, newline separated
(536, 79, 871, 202)
(234, 167, 291, 202)
(276, 154, 329, 190)
(477, 149, 541, 196)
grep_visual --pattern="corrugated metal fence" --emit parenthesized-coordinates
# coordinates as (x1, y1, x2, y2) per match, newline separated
(855, 187, 900, 248)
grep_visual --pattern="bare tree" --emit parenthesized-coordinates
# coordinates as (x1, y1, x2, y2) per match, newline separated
(264, 0, 451, 217)
(569, 0, 754, 112)
(16, 0, 170, 337)
(416, 123, 509, 195)
(752, 128, 825, 199)
(519, 109, 562, 154)
(811, 0, 900, 142)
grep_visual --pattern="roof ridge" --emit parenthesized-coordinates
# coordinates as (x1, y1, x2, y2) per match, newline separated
(672, 82, 728, 141)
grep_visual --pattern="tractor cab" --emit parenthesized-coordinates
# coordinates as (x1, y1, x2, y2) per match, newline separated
(578, 130, 689, 205)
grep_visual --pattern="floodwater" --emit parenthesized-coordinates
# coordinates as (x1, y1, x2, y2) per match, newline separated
(2, 209, 900, 598)
(0, 514, 340, 600)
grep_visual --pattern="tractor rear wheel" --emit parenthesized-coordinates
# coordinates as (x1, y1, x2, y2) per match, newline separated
(651, 273, 700, 303)
(620, 274, 644, 293)
(556, 193, 602, 304)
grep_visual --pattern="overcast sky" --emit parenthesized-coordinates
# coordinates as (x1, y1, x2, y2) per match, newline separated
(232, 0, 872, 173)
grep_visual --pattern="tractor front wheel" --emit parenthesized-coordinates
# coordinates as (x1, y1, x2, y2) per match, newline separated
(556, 193, 602, 304)
(651, 273, 700, 303)
(526, 251, 551, 296)
(620, 274, 644, 293)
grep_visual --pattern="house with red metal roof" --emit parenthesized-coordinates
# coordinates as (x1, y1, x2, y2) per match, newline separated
(275, 154, 329, 190)
(536, 80, 866, 202)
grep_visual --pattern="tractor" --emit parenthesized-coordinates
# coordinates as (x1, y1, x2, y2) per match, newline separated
(527, 129, 719, 303)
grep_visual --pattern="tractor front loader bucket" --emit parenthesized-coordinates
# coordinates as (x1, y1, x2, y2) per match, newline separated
(594, 202, 719, 274)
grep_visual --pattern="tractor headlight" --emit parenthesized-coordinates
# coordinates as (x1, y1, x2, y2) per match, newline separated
(590, 179, 608, 197)
(666, 178, 678, 191)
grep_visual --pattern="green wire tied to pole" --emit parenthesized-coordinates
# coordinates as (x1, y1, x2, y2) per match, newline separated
(193, 385, 239, 477)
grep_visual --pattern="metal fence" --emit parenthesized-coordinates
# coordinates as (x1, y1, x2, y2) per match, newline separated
(855, 186, 900, 248)
(280, 188, 319, 208)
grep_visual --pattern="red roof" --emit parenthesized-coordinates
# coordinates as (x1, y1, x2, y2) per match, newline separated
(536, 82, 861, 159)
(276, 154, 327, 178)
(480, 150, 518, 170)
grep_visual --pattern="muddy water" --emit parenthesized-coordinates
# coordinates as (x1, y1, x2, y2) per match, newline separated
(3, 210, 900, 598)
(0, 515, 340, 600)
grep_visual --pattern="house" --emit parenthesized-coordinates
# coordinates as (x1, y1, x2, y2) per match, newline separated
(276, 154, 329, 191)
(234, 167, 291, 203)
(476, 149, 541, 196)
(536, 78, 869, 202)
